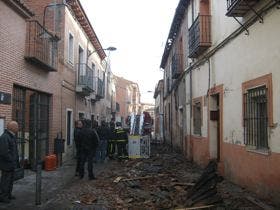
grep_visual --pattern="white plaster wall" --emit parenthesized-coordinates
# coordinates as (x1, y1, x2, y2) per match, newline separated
(184, 1, 280, 153)
(191, 62, 209, 138)
(211, 5, 280, 152)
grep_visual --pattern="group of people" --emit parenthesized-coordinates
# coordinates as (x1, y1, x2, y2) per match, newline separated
(74, 119, 129, 180)
(0, 119, 129, 203)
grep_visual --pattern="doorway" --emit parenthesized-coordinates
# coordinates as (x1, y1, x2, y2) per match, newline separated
(209, 93, 221, 161)
(12, 86, 50, 169)
(66, 109, 73, 146)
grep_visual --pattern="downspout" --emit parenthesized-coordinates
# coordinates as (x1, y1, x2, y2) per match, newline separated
(170, 87, 173, 149)
(189, 67, 193, 161)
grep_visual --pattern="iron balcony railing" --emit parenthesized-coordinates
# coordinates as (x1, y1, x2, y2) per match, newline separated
(76, 63, 94, 95)
(25, 20, 59, 71)
(172, 54, 184, 79)
(96, 78, 105, 99)
(226, 0, 260, 17)
(189, 15, 211, 58)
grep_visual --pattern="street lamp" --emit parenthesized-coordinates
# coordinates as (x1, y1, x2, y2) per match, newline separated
(87, 46, 117, 59)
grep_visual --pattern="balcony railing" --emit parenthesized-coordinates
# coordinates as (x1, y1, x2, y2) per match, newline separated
(188, 15, 211, 58)
(96, 78, 104, 99)
(172, 54, 184, 79)
(76, 63, 94, 96)
(25, 20, 59, 71)
(226, 0, 260, 17)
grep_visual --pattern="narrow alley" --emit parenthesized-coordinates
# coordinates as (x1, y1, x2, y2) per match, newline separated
(1, 0, 280, 209)
(6, 145, 271, 210)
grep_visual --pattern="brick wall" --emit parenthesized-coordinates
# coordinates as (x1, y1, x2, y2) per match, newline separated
(0, 1, 62, 154)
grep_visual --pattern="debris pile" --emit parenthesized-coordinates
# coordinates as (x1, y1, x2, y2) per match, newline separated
(66, 145, 273, 209)
(185, 161, 223, 207)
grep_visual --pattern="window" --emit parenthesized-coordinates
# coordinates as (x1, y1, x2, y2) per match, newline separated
(91, 63, 95, 74)
(244, 86, 268, 149)
(242, 73, 273, 151)
(193, 101, 202, 135)
(78, 112, 84, 120)
(68, 33, 74, 64)
(116, 102, 120, 112)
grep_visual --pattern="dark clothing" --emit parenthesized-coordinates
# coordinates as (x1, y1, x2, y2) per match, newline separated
(0, 130, 19, 200)
(79, 127, 99, 178)
(0, 171, 14, 200)
(79, 150, 95, 178)
(74, 128, 82, 150)
(96, 125, 110, 162)
(80, 128, 99, 152)
(0, 130, 19, 171)
(74, 128, 82, 173)
(107, 127, 117, 157)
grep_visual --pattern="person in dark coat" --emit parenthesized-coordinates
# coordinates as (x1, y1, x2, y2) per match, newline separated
(0, 121, 19, 203)
(74, 120, 83, 176)
(79, 119, 99, 180)
(96, 121, 109, 163)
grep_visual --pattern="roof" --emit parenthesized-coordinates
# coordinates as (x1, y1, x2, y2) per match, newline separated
(160, 0, 189, 69)
(154, 79, 163, 98)
(3, 0, 34, 17)
(66, 0, 106, 60)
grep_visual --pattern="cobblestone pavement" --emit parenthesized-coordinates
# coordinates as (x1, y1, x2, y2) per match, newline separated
(0, 159, 78, 210)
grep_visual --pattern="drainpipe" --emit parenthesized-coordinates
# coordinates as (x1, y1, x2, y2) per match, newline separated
(189, 67, 193, 161)
(170, 89, 173, 149)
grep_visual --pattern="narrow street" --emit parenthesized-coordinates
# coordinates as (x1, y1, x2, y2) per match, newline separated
(1, 0, 280, 209)
(39, 145, 273, 210)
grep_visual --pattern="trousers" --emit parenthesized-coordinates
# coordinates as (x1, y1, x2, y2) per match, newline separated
(0, 170, 14, 199)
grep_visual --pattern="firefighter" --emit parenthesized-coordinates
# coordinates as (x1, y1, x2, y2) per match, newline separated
(107, 121, 116, 159)
(114, 122, 128, 159)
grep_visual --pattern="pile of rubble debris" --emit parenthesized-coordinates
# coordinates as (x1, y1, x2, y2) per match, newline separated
(73, 145, 274, 209)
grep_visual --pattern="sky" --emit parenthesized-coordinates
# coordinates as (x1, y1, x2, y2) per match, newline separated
(80, 0, 180, 103)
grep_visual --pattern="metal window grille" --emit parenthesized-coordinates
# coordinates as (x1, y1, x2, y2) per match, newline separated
(193, 102, 202, 135)
(12, 86, 26, 165)
(244, 86, 268, 149)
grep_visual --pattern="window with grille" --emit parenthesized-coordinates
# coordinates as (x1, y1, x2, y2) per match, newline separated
(193, 102, 202, 135)
(243, 86, 268, 150)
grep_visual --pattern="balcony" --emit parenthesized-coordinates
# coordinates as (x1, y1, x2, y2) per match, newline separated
(172, 54, 184, 79)
(96, 78, 104, 100)
(25, 20, 59, 72)
(188, 15, 211, 58)
(76, 63, 94, 96)
(226, 0, 259, 17)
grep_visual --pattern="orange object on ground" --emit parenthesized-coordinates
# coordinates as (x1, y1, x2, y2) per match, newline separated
(45, 154, 57, 171)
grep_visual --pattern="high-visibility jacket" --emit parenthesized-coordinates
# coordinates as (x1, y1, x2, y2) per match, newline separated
(113, 128, 128, 142)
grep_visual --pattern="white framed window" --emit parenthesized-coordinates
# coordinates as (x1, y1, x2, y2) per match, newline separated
(68, 33, 74, 64)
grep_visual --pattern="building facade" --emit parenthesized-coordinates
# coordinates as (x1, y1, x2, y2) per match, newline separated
(161, 0, 280, 204)
(114, 75, 141, 126)
(0, 0, 111, 165)
(154, 80, 164, 143)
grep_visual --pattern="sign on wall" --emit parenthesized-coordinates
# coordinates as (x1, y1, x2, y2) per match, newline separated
(0, 92, 11, 105)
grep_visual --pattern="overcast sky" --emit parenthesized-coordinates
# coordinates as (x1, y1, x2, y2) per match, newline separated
(80, 0, 180, 103)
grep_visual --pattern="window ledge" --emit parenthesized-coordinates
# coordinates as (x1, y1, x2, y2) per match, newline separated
(246, 147, 270, 156)
(192, 134, 203, 139)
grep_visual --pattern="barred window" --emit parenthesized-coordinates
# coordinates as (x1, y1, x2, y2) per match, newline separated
(193, 101, 202, 135)
(244, 86, 268, 149)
